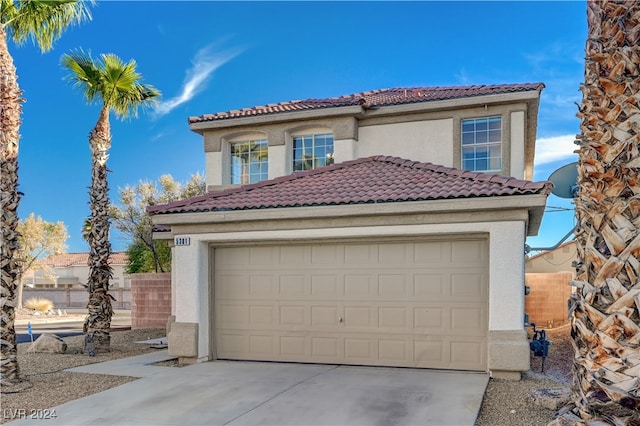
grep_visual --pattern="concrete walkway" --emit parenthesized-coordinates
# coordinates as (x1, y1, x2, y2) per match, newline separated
(11, 351, 489, 426)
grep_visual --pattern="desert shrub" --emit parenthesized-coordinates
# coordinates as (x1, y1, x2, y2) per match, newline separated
(24, 297, 54, 312)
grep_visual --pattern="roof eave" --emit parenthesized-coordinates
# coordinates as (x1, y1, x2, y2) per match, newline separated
(152, 193, 549, 232)
(189, 105, 364, 135)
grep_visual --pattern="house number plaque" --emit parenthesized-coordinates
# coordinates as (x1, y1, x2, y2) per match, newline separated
(174, 237, 191, 246)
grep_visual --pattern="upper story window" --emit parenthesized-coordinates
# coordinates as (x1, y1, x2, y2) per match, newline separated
(461, 116, 502, 173)
(293, 133, 334, 172)
(230, 139, 268, 184)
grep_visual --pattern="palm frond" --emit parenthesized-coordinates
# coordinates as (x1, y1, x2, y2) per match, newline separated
(5, 0, 93, 52)
(61, 49, 103, 104)
(62, 50, 161, 120)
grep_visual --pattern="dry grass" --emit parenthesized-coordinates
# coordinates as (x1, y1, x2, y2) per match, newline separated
(23, 297, 54, 313)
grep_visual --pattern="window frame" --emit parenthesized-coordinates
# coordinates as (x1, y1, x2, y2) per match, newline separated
(460, 116, 503, 174)
(291, 132, 335, 172)
(229, 138, 269, 185)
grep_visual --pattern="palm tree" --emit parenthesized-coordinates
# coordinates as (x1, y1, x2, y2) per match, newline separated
(554, 1, 640, 424)
(61, 50, 160, 354)
(0, 0, 92, 385)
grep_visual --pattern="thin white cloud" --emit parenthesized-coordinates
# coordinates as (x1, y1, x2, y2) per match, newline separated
(535, 134, 579, 166)
(153, 43, 244, 117)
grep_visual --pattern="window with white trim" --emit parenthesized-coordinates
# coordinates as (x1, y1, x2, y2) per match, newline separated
(461, 116, 502, 173)
(230, 139, 268, 184)
(293, 133, 334, 172)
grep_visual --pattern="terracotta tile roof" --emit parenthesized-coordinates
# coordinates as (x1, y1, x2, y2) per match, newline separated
(38, 252, 128, 267)
(188, 83, 544, 124)
(148, 156, 553, 216)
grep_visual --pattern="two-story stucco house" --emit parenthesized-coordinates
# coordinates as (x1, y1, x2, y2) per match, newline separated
(148, 83, 552, 380)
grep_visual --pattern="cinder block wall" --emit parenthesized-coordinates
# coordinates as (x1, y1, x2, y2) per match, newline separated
(525, 272, 573, 328)
(131, 273, 171, 330)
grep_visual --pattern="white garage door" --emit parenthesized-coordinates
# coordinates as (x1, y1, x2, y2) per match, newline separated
(213, 238, 488, 371)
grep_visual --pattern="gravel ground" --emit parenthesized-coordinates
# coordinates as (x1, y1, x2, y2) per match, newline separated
(1, 329, 166, 424)
(476, 325, 573, 426)
(1, 325, 573, 425)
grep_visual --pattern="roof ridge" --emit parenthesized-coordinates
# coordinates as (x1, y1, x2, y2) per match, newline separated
(188, 83, 545, 124)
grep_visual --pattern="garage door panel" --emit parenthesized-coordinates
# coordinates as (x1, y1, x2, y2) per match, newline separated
(451, 273, 486, 299)
(214, 238, 488, 371)
(344, 244, 375, 264)
(451, 240, 487, 264)
(413, 274, 445, 298)
(344, 338, 374, 361)
(311, 336, 340, 358)
(280, 246, 306, 265)
(312, 245, 340, 264)
(249, 275, 274, 297)
(249, 246, 277, 265)
(311, 275, 338, 297)
(414, 241, 445, 265)
(344, 305, 373, 328)
(280, 335, 306, 356)
(378, 307, 408, 329)
(414, 340, 446, 365)
(279, 305, 306, 327)
(378, 243, 408, 264)
(414, 306, 446, 329)
(450, 306, 486, 334)
(377, 274, 408, 298)
(279, 275, 307, 297)
(450, 339, 486, 367)
(344, 275, 373, 297)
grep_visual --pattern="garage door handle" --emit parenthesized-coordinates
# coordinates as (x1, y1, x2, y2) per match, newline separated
(338, 316, 343, 323)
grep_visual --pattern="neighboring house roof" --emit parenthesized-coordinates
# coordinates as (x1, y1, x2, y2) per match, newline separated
(188, 83, 545, 124)
(148, 156, 553, 216)
(526, 240, 576, 262)
(38, 252, 128, 267)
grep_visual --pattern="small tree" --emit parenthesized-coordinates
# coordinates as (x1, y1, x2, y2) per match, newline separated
(110, 173, 206, 273)
(16, 213, 68, 309)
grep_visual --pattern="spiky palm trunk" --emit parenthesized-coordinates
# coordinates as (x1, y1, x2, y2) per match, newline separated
(555, 1, 640, 424)
(0, 25, 23, 384)
(83, 106, 113, 355)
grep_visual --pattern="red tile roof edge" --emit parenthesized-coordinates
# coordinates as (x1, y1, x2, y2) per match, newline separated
(189, 83, 545, 124)
(147, 156, 553, 216)
(37, 251, 129, 267)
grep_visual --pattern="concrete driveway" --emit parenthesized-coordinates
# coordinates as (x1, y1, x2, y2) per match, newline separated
(12, 351, 489, 426)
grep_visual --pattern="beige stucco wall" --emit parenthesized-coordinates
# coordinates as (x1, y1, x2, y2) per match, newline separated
(356, 119, 453, 166)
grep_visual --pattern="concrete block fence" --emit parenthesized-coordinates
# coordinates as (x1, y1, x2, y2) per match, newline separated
(525, 272, 573, 329)
(130, 273, 172, 330)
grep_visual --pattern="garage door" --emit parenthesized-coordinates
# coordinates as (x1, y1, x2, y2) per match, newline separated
(213, 238, 488, 371)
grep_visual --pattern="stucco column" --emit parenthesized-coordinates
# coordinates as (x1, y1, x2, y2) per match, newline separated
(509, 111, 525, 180)
(488, 221, 529, 379)
(168, 238, 210, 362)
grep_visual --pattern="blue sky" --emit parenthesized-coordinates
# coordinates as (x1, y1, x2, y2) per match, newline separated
(13, 1, 584, 254)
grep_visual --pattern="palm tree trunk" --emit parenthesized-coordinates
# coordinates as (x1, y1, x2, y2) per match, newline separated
(84, 106, 114, 355)
(0, 26, 23, 384)
(554, 1, 640, 424)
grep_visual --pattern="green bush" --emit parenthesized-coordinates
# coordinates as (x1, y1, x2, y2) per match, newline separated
(24, 297, 54, 313)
